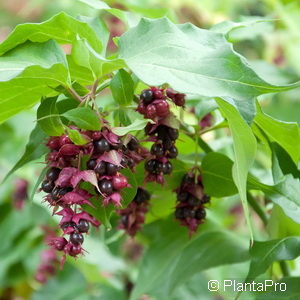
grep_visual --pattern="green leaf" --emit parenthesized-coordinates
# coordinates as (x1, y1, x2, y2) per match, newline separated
(119, 18, 299, 122)
(112, 119, 153, 136)
(62, 107, 101, 131)
(202, 152, 238, 197)
(66, 128, 90, 145)
(2, 125, 47, 182)
(271, 142, 300, 183)
(255, 277, 300, 300)
(254, 104, 300, 163)
(269, 175, 300, 224)
(216, 98, 257, 242)
(0, 41, 69, 123)
(37, 97, 64, 136)
(247, 237, 300, 280)
(130, 219, 249, 300)
(0, 12, 102, 55)
(71, 40, 125, 78)
(110, 69, 134, 106)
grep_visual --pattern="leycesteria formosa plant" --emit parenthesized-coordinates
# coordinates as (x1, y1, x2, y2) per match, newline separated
(1, 1, 300, 299)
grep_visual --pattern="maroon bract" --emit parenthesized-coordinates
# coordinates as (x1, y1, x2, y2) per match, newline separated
(118, 188, 151, 236)
(174, 172, 210, 235)
(199, 113, 213, 129)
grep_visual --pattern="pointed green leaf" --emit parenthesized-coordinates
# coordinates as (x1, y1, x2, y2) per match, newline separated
(216, 98, 257, 242)
(0, 12, 102, 55)
(110, 69, 134, 106)
(112, 119, 152, 136)
(63, 107, 101, 130)
(120, 18, 299, 122)
(3, 125, 47, 182)
(37, 97, 64, 136)
(247, 237, 300, 280)
(66, 128, 90, 145)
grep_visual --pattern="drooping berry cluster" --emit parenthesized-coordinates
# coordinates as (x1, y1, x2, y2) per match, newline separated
(174, 172, 210, 234)
(35, 226, 59, 284)
(137, 87, 185, 121)
(144, 124, 179, 184)
(41, 124, 143, 260)
(118, 187, 151, 236)
(12, 178, 28, 210)
(137, 87, 185, 184)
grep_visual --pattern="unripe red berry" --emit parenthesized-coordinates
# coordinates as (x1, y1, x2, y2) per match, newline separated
(146, 104, 157, 119)
(155, 100, 169, 117)
(112, 174, 128, 190)
(59, 135, 72, 147)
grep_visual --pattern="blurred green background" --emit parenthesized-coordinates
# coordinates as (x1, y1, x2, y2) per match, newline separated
(0, 0, 300, 299)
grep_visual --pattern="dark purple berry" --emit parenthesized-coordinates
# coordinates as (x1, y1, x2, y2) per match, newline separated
(46, 167, 60, 181)
(99, 180, 113, 195)
(201, 195, 210, 204)
(163, 162, 172, 174)
(87, 159, 97, 170)
(167, 146, 178, 159)
(127, 157, 135, 168)
(183, 207, 195, 218)
(106, 163, 119, 176)
(188, 195, 201, 206)
(168, 128, 179, 141)
(182, 174, 195, 184)
(134, 188, 150, 204)
(61, 221, 76, 230)
(145, 159, 156, 173)
(127, 137, 139, 151)
(95, 161, 107, 175)
(94, 138, 110, 154)
(195, 208, 206, 220)
(151, 143, 164, 157)
(51, 186, 72, 200)
(121, 215, 128, 226)
(155, 162, 165, 174)
(77, 219, 90, 233)
(140, 89, 154, 104)
(70, 232, 84, 245)
(177, 192, 188, 202)
(175, 207, 185, 219)
(163, 137, 173, 150)
(41, 180, 55, 193)
(69, 245, 82, 256)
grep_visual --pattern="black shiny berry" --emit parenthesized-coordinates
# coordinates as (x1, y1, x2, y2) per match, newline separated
(163, 137, 173, 150)
(145, 159, 156, 173)
(167, 146, 178, 159)
(155, 162, 164, 174)
(175, 207, 185, 219)
(106, 163, 119, 176)
(99, 180, 113, 195)
(163, 161, 172, 174)
(41, 180, 54, 193)
(77, 219, 90, 233)
(201, 194, 210, 204)
(87, 159, 97, 170)
(70, 232, 84, 245)
(151, 143, 164, 157)
(177, 192, 188, 202)
(182, 174, 195, 184)
(94, 138, 110, 154)
(183, 207, 195, 218)
(121, 215, 128, 226)
(46, 167, 60, 181)
(140, 89, 154, 104)
(127, 137, 139, 151)
(95, 161, 107, 175)
(188, 195, 201, 206)
(61, 221, 76, 230)
(168, 128, 179, 141)
(195, 208, 206, 220)
(127, 157, 135, 168)
(134, 188, 150, 204)
(51, 186, 72, 200)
